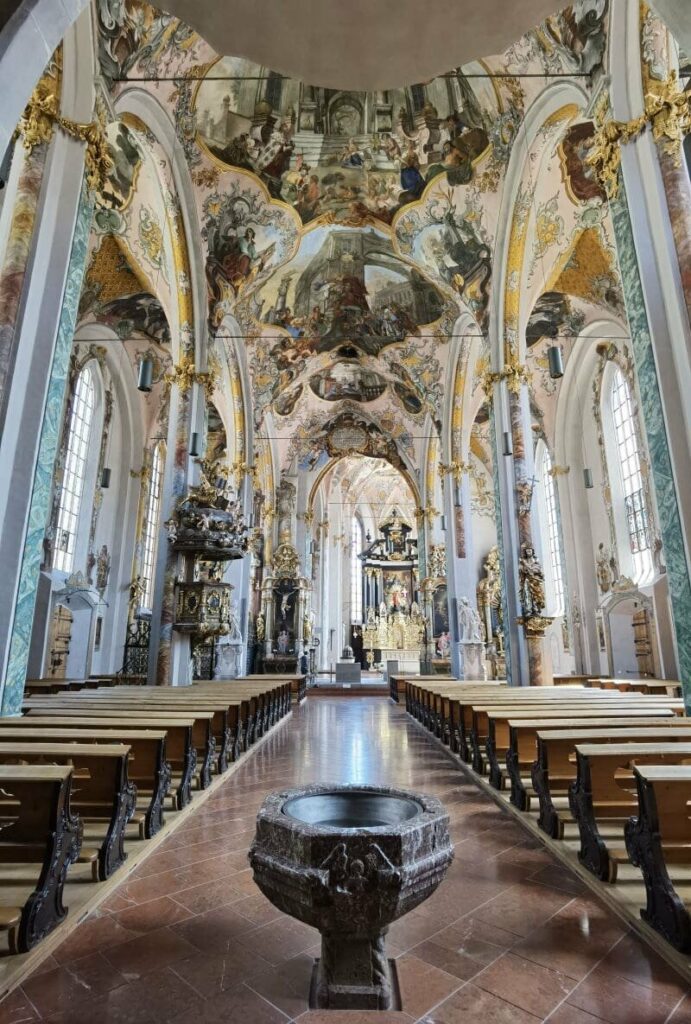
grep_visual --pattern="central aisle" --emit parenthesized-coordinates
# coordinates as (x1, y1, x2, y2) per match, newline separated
(6, 699, 688, 1024)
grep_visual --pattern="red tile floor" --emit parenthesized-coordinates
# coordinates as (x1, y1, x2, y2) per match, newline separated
(2, 697, 690, 1024)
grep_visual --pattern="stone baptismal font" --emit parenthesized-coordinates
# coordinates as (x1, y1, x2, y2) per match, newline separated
(249, 784, 454, 1010)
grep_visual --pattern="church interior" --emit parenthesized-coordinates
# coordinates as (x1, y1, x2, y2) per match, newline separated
(0, 0, 691, 1019)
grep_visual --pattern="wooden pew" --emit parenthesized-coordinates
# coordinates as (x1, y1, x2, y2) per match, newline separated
(24, 701, 215, 790)
(530, 724, 691, 840)
(391, 674, 458, 704)
(21, 713, 198, 809)
(0, 743, 133, 881)
(24, 680, 88, 695)
(42, 692, 243, 775)
(626, 765, 691, 952)
(494, 705, 680, 803)
(594, 678, 683, 698)
(0, 727, 169, 838)
(0, 766, 82, 953)
(470, 697, 683, 775)
(571, 743, 691, 882)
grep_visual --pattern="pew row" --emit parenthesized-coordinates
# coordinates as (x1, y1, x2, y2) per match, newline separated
(405, 676, 691, 971)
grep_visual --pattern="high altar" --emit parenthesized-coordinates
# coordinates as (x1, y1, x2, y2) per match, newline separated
(359, 510, 426, 672)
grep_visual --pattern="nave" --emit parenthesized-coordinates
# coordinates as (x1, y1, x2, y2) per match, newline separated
(3, 697, 689, 1024)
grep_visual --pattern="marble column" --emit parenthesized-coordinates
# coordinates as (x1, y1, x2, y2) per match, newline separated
(488, 389, 523, 685)
(657, 153, 691, 332)
(151, 381, 194, 686)
(0, 144, 49, 430)
(607, 0, 691, 705)
(1, 174, 94, 713)
(505, 381, 552, 686)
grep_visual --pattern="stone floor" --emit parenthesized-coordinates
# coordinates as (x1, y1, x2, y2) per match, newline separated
(2, 697, 690, 1024)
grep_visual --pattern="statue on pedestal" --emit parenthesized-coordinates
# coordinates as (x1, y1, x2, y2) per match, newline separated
(458, 597, 483, 641)
(518, 544, 546, 620)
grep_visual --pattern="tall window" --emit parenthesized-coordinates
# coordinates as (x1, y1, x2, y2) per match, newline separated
(609, 366, 653, 582)
(54, 365, 96, 573)
(541, 447, 565, 616)
(351, 515, 363, 623)
(140, 445, 164, 610)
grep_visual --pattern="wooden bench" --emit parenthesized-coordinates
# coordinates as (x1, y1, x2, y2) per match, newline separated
(530, 724, 691, 840)
(494, 706, 680, 804)
(45, 692, 244, 775)
(594, 678, 683, 697)
(24, 701, 215, 790)
(0, 765, 82, 953)
(21, 713, 198, 810)
(470, 698, 683, 775)
(392, 674, 458, 704)
(571, 743, 691, 883)
(0, 727, 169, 838)
(0, 743, 133, 881)
(626, 765, 691, 952)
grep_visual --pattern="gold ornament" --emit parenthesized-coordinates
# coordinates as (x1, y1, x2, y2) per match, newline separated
(587, 73, 691, 199)
(439, 461, 470, 484)
(17, 87, 113, 194)
(481, 360, 529, 398)
(164, 353, 219, 400)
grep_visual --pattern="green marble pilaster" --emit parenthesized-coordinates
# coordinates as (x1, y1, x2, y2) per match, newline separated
(1, 176, 94, 715)
(610, 177, 691, 707)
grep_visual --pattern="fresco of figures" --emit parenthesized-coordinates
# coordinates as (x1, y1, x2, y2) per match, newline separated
(194, 57, 498, 228)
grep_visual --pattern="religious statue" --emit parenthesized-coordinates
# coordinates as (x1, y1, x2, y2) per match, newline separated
(128, 575, 144, 613)
(518, 544, 546, 619)
(429, 544, 447, 579)
(458, 597, 483, 641)
(276, 477, 296, 542)
(96, 544, 111, 594)
(437, 631, 451, 657)
(227, 599, 243, 644)
(596, 542, 614, 594)
(256, 612, 265, 642)
(277, 628, 290, 654)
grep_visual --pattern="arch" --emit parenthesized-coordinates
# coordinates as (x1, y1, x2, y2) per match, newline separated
(488, 81, 590, 373)
(306, 452, 421, 521)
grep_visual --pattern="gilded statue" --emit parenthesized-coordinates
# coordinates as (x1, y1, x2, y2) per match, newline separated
(256, 612, 265, 642)
(518, 543, 546, 620)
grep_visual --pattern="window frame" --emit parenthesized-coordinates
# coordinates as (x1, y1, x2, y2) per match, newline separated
(602, 363, 654, 587)
(535, 441, 566, 618)
(350, 513, 363, 624)
(139, 442, 165, 612)
(53, 362, 102, 574)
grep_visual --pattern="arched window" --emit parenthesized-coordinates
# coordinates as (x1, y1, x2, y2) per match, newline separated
(608, 366, 653, 584)
(351, 515, 363, 623)
(54, 364, 97, 573)
(140, 444, 164, 611)
(539, 447, 565, 617)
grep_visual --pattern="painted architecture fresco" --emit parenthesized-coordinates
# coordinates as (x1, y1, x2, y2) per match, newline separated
(87, 0, 614, 494)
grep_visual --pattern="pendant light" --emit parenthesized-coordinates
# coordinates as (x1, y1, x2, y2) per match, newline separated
(583, 467, 594, 490)
(189, 432, 200, 458)
(547, 344, 564, 379)
(100, 466, 112, 489)
(502, 431, 513, 457)
(137, 357, 154, 393)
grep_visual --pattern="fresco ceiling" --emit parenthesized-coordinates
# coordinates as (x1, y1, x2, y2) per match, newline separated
(87, 0, 618, 481)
